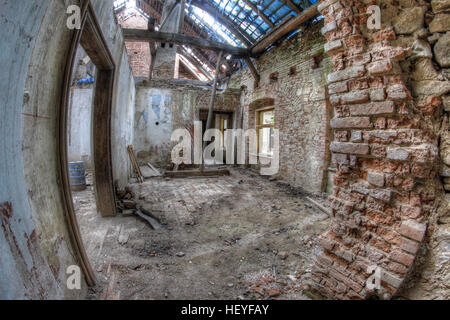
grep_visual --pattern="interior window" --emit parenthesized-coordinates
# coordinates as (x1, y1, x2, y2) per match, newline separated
(256, 108, 275, 156)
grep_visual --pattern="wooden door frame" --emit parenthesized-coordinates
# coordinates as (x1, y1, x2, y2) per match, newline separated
(58, 0, 116, 286)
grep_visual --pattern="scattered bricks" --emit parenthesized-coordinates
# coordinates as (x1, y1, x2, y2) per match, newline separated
(398, 220, 427, 242)
(389, 250, 415, 267)
(370, 88, 386, 101)
(368, 171, 385, 187)
(387, 84, 411, 100)
(380, 269, 403, 289)
(370, 189, 392, 203)
(340, 90, 369, 104)
(321, 20, 337, 35)
(386, 147, 410, 161)
(325, 39, 343, 53)
(367, 60, 392, 75)
(348, 101, 395, 116)
(328, 81, 348, 94)
(350, 130, 362, 142)
(400, 236, 420, 254)
(328, 66, 366, 83)
(331, 117, 372, 129)
(330, 142, 370, 155)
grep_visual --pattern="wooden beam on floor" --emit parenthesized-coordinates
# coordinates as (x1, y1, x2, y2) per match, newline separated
(251, 3, 319, 55)
(123, 29, 251, 57)
(165, 169, 231, 178)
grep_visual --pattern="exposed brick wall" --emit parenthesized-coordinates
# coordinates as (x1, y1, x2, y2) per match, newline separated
(119, 13, 151, 78)
(311, 0, 449, 299)
(238, 21, 333, 194)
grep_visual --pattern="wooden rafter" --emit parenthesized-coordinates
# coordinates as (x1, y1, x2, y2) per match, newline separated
(241, 0, 275, 28)
(123, 29, 250, 57)
(251, 2, 319, 55)
(283, 0, 302, 14)
(189, 0, 255, 46)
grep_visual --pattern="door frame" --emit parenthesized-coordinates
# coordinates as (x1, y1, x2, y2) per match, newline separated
(58, 0, 116, 286)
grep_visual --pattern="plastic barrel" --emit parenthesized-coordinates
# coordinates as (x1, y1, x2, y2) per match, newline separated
(69, 161, 87, 191)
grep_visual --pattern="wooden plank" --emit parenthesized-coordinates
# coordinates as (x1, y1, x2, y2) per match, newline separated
(165, 169, 231, 178)
(122, 29, 250, 57)
(251, 3, 319, 55)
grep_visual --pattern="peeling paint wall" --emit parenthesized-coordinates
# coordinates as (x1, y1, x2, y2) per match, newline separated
(133, 80, 240, 167)
(1, 0, 135, 299)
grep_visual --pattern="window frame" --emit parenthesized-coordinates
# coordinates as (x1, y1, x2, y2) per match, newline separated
(255, 107, 275, 156)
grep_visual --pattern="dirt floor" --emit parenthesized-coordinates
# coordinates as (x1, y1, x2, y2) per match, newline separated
(73, 168, 331, 300)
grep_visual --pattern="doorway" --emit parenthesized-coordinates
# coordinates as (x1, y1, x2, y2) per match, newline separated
(59, 0, 116, 286)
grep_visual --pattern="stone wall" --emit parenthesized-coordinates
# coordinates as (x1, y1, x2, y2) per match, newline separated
(133, 80, 240, 167)
(236, 21, 333, 194)
(310, 0, 450, 299)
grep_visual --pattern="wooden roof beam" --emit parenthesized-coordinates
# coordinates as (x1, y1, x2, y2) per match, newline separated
(251, 2, 319, 55)
(283, 0, 302, 14)
(241, 0, 275, 28)
(123, 29, 251, 57)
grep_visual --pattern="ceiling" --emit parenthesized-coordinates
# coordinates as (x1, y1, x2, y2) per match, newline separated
(114, 0, 318, 77)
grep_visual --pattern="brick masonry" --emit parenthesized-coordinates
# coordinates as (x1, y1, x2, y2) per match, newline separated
(233, 21, 333, 194)
(311, 0, 449, 299)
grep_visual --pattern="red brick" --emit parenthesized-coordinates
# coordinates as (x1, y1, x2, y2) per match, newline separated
(398, 220, 427, 242)
(348, 101, 395, 116)
(389, 250, 415, 267)
(340, 91, 370, 104)
(330, 142, 370, 155)
(331, 117, 372, 128)
(367, 60, 392, 75)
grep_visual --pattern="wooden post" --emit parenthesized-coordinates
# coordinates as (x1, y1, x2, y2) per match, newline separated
(200, 50, 223, 172)
(148, 19, 156, 80)
(178, 0, 185, 34)
(244, 57, 260, 87)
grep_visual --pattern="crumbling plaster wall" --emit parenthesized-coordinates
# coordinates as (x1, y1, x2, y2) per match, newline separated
(310, 0, 450, 299)
(133, 80, 240, 167)
(0, 0, 135, 299)
(235, 21, 333, 194)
